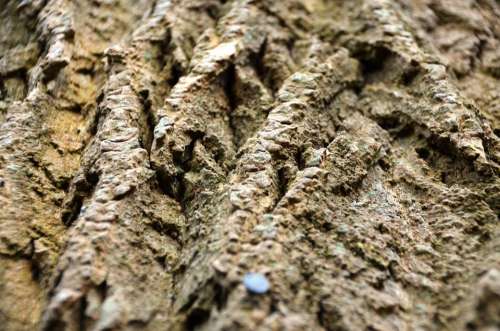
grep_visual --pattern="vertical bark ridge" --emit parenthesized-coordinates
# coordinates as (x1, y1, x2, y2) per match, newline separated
(0, 1, 152, 329)
(161, 46, 362, 329)
(40, 1, 226, 330)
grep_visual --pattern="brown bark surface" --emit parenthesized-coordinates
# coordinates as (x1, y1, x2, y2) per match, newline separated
(1, 0, 499, 330)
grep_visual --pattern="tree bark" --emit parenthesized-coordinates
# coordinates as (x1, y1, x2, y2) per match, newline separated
(1, 0, 499, 330)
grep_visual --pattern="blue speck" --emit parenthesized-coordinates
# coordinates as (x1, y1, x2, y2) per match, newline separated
(243, 272, 270, 294)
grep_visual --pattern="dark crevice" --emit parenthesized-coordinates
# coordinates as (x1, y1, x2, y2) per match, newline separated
(276, 167, 289, 200)
(295, 147, 306, 171)
(331, 183, 352, 196)
(78, 296, 88, 331)
(168, 62, 183, 87)
(138, 89, 155, 154)
(415, 147, 430, 160)
(97, 280, 108, 302)
(67, 103, 82, 114)
(188, 0, 225, 22)
(29, 241, 41, 282)
(75, 67, 95, 76)
(156, 168, 176, 198)
(351, 43, 423, 89)
(87, 104, 102, 137)
(185, 308, 210, 331)
(49, 272, 64, 298)
(76, 282, 107, 331)
(401, 60, 420, 86)
(321, 220, 334, 232)
(178, 285, 212, 330)
(377, 116, 400, 131)
(156, 132, 205, 208)
(249, 37, 274, 94)
(42, 319, 65, 331)
(148, 215, 181, 244)
(60, 193, 83, 225)
(378, 158, 391, 172)
(493, 128, 500, 138)
(156, 30, 172, 69)
(61, 172, 99, 225)
(0, 79, 5, 100)
(178, 133, 205, 172)
(41, 58, 69, 83)
(113, 186, 136, 201)
(317, 301, 343, 331)
(214, 282, 229, 311)
(354, 45, 394, 83)
(203, 2, 222, 20)
(154, 255, 167, 270)
(222, 64, 241, 150)
(473, 35, 487, 70)
(223, 64, 238, 113)
(147, 0, 159, 16)
(373, 115, 414, 138)
(178, 279, 232, 326)
(352, 84, 363, 95)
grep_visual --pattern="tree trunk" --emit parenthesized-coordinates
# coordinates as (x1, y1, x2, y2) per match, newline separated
(1, 0, 499, 330)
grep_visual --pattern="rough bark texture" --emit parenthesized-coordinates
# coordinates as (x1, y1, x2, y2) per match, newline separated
(1, 0, 499, 330)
